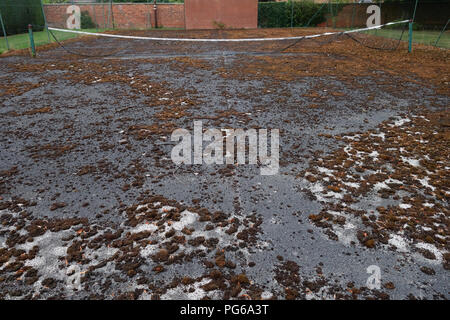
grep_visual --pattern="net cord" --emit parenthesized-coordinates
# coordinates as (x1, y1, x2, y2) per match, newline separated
(47, 27, 122, 58)
(47, 20, 409, 43)
(345, 21, 408, 51)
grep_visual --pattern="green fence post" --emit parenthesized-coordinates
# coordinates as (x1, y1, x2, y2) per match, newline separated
(147, 0, 152, 30)
(0, 10, 9, 51)
(107, 0, 111, 29)
(290, 0, 294, 28)
(93, 3, 98, 32)
(305, 2, 326, 28)
(110, 0, 115, 30)
(350, 3, 355, 29)
(412, 0, 419, 22)
(434, 19, 449, 47)
(408, 20, 413, 53)
(40, 0, 51, 43)
(331, 1, 336, 29)
(408, 0, 419, 53)
(102, 0, 106, 29)
(28, 24, 36, 58)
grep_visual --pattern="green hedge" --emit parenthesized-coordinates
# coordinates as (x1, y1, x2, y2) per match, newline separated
(0, 0, 45, 36)
(258, 1, 327, 28)
(81, 11, 97, 29)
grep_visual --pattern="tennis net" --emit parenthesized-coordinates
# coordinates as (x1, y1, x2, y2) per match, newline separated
(42, 19, 411, 58)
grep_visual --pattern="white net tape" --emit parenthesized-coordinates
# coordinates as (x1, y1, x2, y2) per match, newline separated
(48, 20, 409, 43)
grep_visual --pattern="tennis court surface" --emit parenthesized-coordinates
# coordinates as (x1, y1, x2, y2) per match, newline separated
(0, 27, 449, 300)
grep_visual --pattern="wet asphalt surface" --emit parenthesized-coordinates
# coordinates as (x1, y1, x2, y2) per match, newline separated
(0, 35, 448, 299)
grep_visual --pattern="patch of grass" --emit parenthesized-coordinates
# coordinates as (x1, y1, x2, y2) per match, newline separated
(0, 28, 109, 52)
(3, 27, 447, 54)
(0, 27, 187, 53)
(362, 29, 450, 49)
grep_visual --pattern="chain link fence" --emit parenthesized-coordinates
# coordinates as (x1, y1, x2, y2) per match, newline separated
(259, 0, 449, 49)
(1, 0, 449, 54)
(0, 0, 185, 53)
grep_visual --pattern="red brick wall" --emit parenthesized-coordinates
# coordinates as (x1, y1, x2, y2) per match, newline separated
(44, 3, 185, 30)
(185, 0, 258, 30)
(155, 4, 186, 29)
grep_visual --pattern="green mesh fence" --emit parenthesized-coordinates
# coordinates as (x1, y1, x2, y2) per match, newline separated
(0, 0, 48, 53)
(0, 0, 45, 36)
(258, 0, 449, 49)
(1, 0, 448, 54)
(0, 1, 115, 53)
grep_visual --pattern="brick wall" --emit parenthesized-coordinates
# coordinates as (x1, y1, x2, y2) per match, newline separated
(44, 1, 260, 31)
(44, 3, 185, 30)
(185, 0, 258, 30)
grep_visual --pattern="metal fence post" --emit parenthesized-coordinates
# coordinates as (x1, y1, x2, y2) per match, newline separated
(40, 0, 51, 43)
(107, 0, 111, 29)
(434, 18, 449, 47)
(28, 24, 36, 58)
(331, 1, 336, 29)
(408, 20, 413, 53)
(305, 2, 326, 28)
(412, 0, 419, 22)
(408, 0, 419, 53)
(110, 0, 115, 29)
(147, 0, 152, 30)
(350, 3, 356, 29)
(0, 10, 9, 51)
(290, 0, 294, 28)
(101, 0, 105, 29)
(93, 3, 98, 32)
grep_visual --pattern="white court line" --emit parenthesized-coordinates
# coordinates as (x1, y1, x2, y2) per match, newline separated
(48, 20, 409, 43)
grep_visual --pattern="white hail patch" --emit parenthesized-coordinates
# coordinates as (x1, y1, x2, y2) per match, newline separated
(344, 145, 352, 154)
(160, 206, 177, 213)
(325, 191, 343, 199)
(388, 235, 409, 253)
(368, 151, 379, 160)
(160, 278, 219, 300)
(370, 132, 385, 141)
(136, 204, 148, 211)
(130, 223, 158, 234)
(417, 177, 436, 191)
(171, 210, 197, 231)
(309, 182, 324, 193)
(373, 181, 390, 191)
(384, 177, 403, 185)
(261, 291, 273, 300)
(415, 243, 444, 263)
(392, 118, 411, 127)
(139, 243, 158, 258)
(317, 167, 334, 176)
(401, 156, 421, 167)
(342, 135, 360, 141)
(343, 181, 360, 188)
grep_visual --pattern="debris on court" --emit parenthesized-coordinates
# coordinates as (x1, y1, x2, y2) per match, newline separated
(301, 111, 449, 271)
(0, 28, 448, 300)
